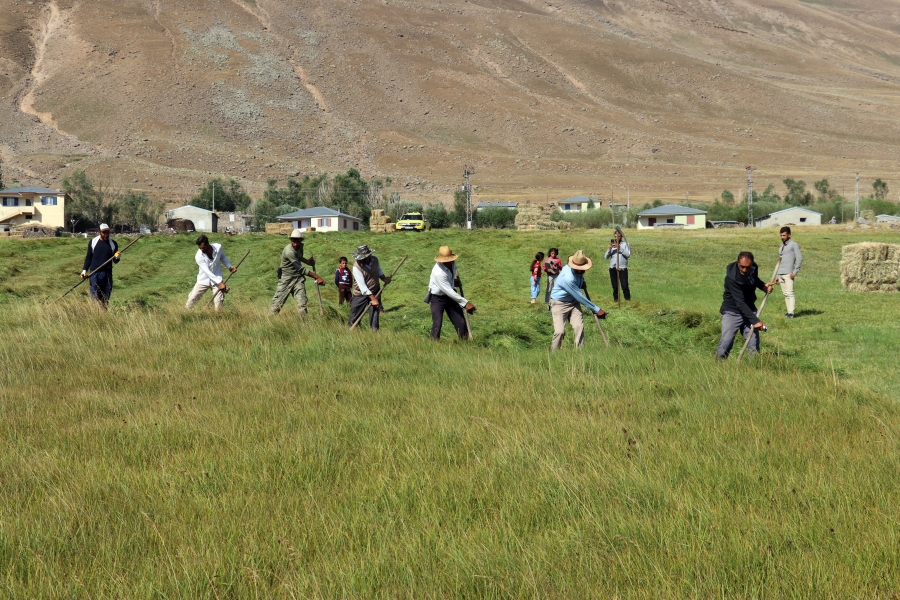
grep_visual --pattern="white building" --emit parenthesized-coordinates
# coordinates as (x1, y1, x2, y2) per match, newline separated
(637, 205, 707, 230)
(558, 195, 594, 212)
(755, 207, 822, 228)
(476, 202, 518, 211)
(166, 205, 218, 232)
(276, 207, 362, 232)
(876, 214, 900, 223)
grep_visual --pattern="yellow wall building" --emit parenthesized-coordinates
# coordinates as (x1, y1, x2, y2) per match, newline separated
(0, 187, 67, 230)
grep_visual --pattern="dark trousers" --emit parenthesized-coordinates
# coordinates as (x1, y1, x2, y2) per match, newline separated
(90, 271, 113, 307)
(430, 294, 467, 340)
(337, 284, 352, 305)
(609, 268, 630, 301)
(348, 294, 380, 330)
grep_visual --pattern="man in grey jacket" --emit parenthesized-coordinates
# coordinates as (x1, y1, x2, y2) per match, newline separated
(776, 227, 803, 318)
(604, 229, 631, 302)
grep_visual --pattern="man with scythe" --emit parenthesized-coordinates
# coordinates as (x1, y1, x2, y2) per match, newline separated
(185, 234, 237, 311)
(270, 229, 325, 316)
(81, 223, 120, 309)
(549, 250, 607, 351)
(427, 245, 476, 340)
(715, 251, 774, 360)
(348, 244, 391, 330)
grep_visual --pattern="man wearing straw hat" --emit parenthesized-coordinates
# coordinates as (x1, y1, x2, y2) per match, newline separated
(270, 229, 325, 315)
(349, 244, 391, 330)
(427, 245, 476, 340)
(549, 250, 607, 350)
(81, 223, 120, 308)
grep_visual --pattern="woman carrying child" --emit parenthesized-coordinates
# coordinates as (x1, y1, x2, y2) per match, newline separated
(542, 248, 562, 305)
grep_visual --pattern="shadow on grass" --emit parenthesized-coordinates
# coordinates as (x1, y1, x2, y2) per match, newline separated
(793, 308, 824, 317)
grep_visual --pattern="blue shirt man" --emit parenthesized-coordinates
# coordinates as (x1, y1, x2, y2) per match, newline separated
(549, 250, 606, 350)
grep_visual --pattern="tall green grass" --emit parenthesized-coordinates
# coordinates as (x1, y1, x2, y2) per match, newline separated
(1, 229, 899, 597)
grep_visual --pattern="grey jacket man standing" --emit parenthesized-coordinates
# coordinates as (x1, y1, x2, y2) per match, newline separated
(775, 226, 803, 318)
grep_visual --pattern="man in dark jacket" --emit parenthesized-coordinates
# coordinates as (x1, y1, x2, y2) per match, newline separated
(81, 223, 120, 308)
(716, 251, 773, 359)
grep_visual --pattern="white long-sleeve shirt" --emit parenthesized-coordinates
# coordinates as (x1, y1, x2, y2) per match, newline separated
(604, 241, 631, 269)
(352, 263, 384, 295)
(195, 243, 233, 285)
(428, 262, 467, 307)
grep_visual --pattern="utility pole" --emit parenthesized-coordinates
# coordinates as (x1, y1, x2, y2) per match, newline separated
(211, 181, 216, 214)
(746, 166, 754, 226)
(627, 186, 630, 210)
(464, 165, 474, 230)
(855, 172, 860, 220)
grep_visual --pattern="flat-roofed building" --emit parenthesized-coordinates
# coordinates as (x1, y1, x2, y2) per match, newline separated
(0, 187, 66, 231)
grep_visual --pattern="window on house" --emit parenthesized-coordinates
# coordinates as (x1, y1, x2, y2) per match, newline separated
(799, 217, 807, 223)
(25, 199, 32, 206)
(564, 204, 570, 211)
(2, 198, 19, 207)
(666, 218, 674, 223)
(343, 219, 347, 228)
(687, 215, 695, 225)
(41, 196, 58, 206)
(353, 221, 359, 231)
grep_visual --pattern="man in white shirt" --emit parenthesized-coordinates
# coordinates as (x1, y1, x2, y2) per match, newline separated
(185, 234, 237, 311)
(428, 245, 476, 340)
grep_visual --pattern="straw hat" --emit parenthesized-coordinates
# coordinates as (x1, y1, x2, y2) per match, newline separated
(290, 228, 304, 239)
(435, 246, 458, 263)
(352, 244, 375, 260)
(567, 249, 592, 270)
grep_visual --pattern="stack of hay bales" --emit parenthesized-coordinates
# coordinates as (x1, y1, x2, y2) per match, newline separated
(369, 209, 395, 233)
(265, 222, 294, 235)
(515, 204, 569, 231)
(840, 243, 900, 292)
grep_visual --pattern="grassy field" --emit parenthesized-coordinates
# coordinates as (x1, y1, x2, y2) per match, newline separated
(1, 227, 899, 597)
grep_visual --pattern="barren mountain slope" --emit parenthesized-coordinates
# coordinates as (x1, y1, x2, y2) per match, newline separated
(2, 0, 900, 204)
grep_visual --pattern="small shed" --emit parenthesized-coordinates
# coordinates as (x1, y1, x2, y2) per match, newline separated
(876, 214, 900, 224)
(476, 202, 518, 211)
(166, 205, 218, 232)
(276, 207, 361, 232)
(755, 207, 822, 228)
(558, 195, 594, 212)
(637, 205, 707, 230)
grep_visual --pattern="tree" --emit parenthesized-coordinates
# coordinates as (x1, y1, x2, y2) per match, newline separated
(250, 198, 279, 232)
(424, 203, 450, 228)
(873, 178, 889, 201)
(721, 190, 735, 206)
(449, 190, 467, 226)
(783, 178, 813, 206)
(475, 207, 517, 229)
(755, 183, 781, 203)
(119, 190, 164, 231)
(62, 169, 118, 226)
(814, 179, 838, 202)
(263, 175, 326, 210)
(192, 178, 251, 212)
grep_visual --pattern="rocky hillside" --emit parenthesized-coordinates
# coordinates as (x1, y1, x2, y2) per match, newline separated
(2, 0, 900, 205)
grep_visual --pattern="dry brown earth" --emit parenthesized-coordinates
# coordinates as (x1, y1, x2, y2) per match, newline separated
(2, 0, 900, 207)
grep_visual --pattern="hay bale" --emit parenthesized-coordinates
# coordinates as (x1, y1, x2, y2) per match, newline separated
(840, 243, 900, 292)
(515, 204, 566, 231)
(264, 222, 294, 235)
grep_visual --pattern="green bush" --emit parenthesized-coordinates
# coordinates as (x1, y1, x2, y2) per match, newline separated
(424, 204, 450, 229)
(474, 207, 517, 229)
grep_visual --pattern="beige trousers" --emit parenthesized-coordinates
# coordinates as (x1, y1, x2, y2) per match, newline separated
(778, 275, 796, 314)
(550, 299, 584, 351)
(186, 282, 224, 311)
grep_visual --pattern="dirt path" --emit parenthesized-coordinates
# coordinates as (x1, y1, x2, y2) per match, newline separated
(19, 1, 69, 136)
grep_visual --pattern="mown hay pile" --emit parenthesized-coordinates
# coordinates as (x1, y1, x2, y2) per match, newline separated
(166, 218, 196, 232)
(265, 222, 293, 235)
(840, 243, 900, 292)
(369, 209, 395, 234)
(515, 204, 569, 231)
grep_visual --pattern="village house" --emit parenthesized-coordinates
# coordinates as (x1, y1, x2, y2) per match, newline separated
(0, 187, 66, 231)
(557, 195, 595, 212)
(755, 207, 822, 228)
(276, 207, 361, 232)
(637, 205, 707, 229)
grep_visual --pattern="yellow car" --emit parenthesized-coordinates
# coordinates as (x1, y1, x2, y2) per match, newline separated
(395, 212, 431, 231)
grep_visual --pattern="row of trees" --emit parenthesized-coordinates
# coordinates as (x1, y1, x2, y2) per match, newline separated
(720, 177, 890, 207)
(62, 170, 165, 232)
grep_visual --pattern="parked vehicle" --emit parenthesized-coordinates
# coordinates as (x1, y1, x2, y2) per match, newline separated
(395, 212, 430, 231)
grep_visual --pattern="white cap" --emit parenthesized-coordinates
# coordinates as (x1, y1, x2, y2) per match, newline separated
(99, 223, 110, 231)
(290, 228, 304, 239)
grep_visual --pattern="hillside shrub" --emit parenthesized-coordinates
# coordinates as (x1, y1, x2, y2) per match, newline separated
(474, 207, 517, 229)
(424, 204, 450, 229)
